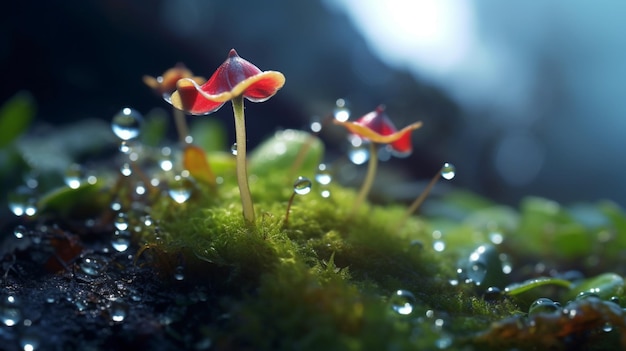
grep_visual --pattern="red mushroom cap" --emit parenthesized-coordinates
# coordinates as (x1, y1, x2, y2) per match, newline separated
(170, 49, 285, 115)
(334, 105, 422, 155)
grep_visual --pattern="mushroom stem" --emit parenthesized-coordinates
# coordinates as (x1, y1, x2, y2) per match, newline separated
(283, 191, 297, 226)
(172, 107, 190, 144)
(351, 142, 378, 216)
(397, 167, 442, 231)
(231, 95, 256, 226)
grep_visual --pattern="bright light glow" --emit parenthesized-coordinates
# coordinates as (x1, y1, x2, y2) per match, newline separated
(332, 0, 475, 75)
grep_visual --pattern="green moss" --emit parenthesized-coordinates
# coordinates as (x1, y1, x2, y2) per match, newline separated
(27, 123, 626, 350)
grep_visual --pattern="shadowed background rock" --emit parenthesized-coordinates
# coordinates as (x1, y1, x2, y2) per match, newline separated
(2, 0, 625, 208)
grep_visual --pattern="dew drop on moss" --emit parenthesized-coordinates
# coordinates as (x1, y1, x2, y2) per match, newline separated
(112, 107, 143, 141)
(293, 177, 312, 195)
(321, 190, 331, 198)
(390, 290, 416, 315)
(440, 163, 456, 180)
(528, 297, 561, 315)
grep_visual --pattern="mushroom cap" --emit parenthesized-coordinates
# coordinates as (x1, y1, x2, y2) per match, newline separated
(170, 49, 285, 115)
(334, 105, 422, 155)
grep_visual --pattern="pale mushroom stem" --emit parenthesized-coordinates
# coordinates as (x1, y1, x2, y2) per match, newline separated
(396, 167, 442, 231)
(351, 142, 378, 216)
(172, 107, 190, 144)
(231, 95, 256, 226)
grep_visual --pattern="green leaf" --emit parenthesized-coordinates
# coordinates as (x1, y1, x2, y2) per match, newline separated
(38, 182, 109, 218)
(0, 91, 36, 148)
(249, 129, 324, 179)
(504, 277, 572, 296)
(563, 273, 624, 301)
(141, 108, 168, 147)
(190, 118, 227, 152)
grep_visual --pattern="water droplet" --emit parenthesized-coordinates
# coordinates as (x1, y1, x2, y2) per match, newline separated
(482, 287, 502, 301)
(20, 332, 40, 351)
(120, 163, 132, 176)
(390, 290, 416, 315)
(602, 323, 613, 332)
(489, 232, 504, 245)
(8, 186, 37, 217)
(230, 143, 238, 155)
(109, 300, 128, 322)
(310, 116, 322, 133)
(293, 177, 312, 195)
(135, 181, 146, 196)
(23, 171, 39, 189)
(14, 225, 27, 239)
(348, 145, 370, 165)
(119, 141, 132, 154)
(0, 295, 22, 327)
(435, 334, 453, 349)
(174, 266, 185, 281)
(112, 107, 143, 141)
(320, 190, 331, 198)
(159, 158, 173, 172)
(433, 240, 446, 252)
(79, 255, 106, 276)
(441, 163, 456, 180)
(114, 213, 129, 231)
(467, 262, 488, 286)
(111, 230, 131, 252)
(529, 297, 561, 315)
(333, 98, 350, 122)
(314, 164, 332, 185)
(64, 163, 84, 189)
(168, 175, 194, 204)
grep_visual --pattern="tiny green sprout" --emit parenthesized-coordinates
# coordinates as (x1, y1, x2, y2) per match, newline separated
(169, 49, 285, 226)
(334, 105, 422, 216)
(284, 176, 312, 226)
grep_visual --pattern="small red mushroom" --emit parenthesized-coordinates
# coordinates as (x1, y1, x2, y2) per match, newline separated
(168, 49, 286, 226)
(334, 105, 422, 215)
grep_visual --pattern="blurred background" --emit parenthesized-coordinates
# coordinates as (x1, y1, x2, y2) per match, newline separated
(2, 0, 626, 208)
